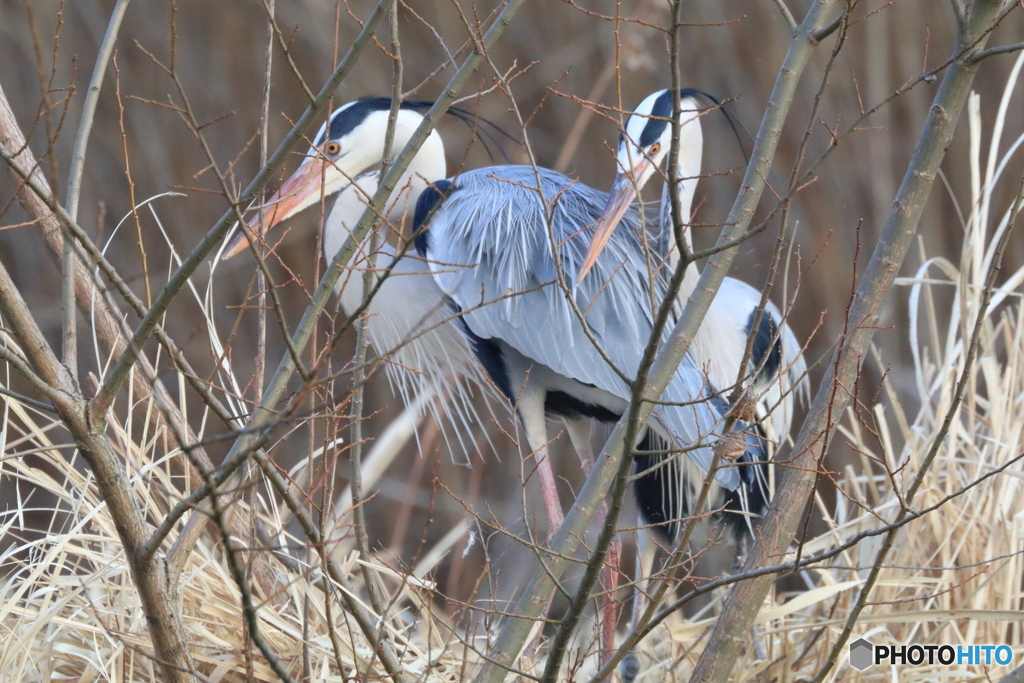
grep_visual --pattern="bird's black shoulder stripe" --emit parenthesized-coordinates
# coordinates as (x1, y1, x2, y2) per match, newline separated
(544, 391, 620, 423)
(446, 300, 514, 404)
(412, 179, 453, 256)
(748, 309, 782, 382)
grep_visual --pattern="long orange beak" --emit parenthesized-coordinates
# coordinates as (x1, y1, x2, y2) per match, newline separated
(223, 157, 330, 260)
(577, 160, 650, 283)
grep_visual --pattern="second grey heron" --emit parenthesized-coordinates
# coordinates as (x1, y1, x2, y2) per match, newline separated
(581, 88, 811, 678)
(584, 89, 810, 537)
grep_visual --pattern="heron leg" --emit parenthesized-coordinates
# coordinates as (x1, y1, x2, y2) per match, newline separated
(565, 418, 621, 669)
(621, 526, 657, 683)
(601, 538, 622, 671)
(517, 393, 563, 662)
(519, 392, 565, 535)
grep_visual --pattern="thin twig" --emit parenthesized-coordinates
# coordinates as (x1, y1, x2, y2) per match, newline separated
(0, 342, 67, 406)
(769, 0, 799, 33)
(971, 39, 1024, 63)
(62, 0, 129, 380)
(0, 385, 57, 413)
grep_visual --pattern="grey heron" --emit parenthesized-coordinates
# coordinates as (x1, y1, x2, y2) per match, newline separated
(584, 89, 809, 538)
(222, 98, 633, 539)
(580, 88, 810, 677)
(411, 156, 764, 669)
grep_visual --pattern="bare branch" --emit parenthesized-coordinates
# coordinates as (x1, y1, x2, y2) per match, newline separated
(970, 40, 1024, 63)
(769, 0, 799, 33)
(0, 385, 57, 413)
(62, 0, 130, 378)
(0, 340, 66, 407)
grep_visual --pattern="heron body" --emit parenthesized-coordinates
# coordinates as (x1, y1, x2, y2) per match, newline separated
(413, 165, 739, 503)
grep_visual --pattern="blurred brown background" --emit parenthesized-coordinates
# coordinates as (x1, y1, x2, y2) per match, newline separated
(2, 0, 1024, 603)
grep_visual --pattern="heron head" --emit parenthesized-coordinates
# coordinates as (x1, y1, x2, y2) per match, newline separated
(223, 99, 443, 259)
(578, 89, 705, 281)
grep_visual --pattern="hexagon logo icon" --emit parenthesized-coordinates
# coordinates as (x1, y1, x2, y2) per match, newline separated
(849, 638, 874, 671)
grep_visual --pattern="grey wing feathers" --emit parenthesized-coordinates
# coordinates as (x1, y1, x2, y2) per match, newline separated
(422, 166, 736, 489)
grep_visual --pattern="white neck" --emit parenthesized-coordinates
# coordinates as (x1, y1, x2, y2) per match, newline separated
(380, 124, 446, 227)
(348, 110, 448, 212)
(661, 106, 704, 295)
(323, 125, 446, 262)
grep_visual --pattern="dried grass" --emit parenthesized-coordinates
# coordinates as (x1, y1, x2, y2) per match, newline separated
(0, 350, 464, 682)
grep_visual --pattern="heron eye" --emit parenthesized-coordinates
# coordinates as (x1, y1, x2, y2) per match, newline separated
(648, 143, 661, 156)
(325, 141, 341, 156)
